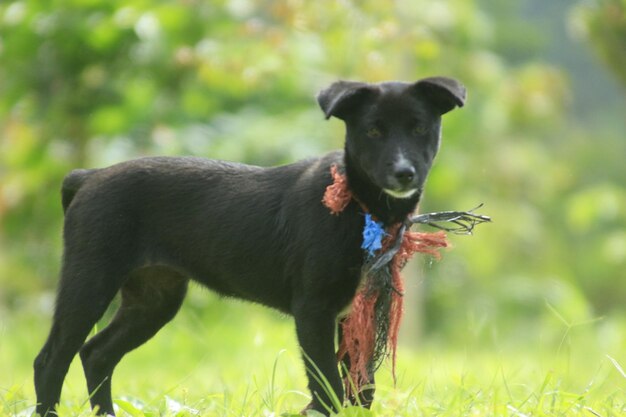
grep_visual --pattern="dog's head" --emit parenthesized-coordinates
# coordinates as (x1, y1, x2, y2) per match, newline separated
(318, 77, 465, 201)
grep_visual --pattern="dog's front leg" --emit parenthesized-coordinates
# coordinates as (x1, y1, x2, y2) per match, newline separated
(294, 308, 343, 415)
(337, 318, 376, 408)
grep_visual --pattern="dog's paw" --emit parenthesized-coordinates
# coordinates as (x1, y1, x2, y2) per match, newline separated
(297, 402, 329, 417)
(302, 410, 327, 417)
(335, 406, 375, 416)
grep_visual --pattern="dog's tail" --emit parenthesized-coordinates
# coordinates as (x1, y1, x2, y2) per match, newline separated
(61, 169, 97, 213)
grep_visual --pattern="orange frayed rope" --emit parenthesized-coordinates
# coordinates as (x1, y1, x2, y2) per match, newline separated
(322, 164, 353, 215)
(322, 164, 450, 396)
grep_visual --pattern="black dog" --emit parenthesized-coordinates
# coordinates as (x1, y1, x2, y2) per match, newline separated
(34, 77, 465, 416)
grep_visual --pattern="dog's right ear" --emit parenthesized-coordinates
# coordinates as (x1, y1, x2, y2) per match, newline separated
(317, 81, 378, 120)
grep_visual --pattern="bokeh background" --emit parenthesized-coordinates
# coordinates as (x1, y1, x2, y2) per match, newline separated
(1, 0, 625, 414)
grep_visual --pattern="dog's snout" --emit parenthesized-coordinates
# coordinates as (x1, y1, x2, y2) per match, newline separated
(393, 165, 416, 185)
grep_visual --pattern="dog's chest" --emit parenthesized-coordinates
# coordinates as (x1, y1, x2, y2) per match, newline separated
(337, 268, 368, 318)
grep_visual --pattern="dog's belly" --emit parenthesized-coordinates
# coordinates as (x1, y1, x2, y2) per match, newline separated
(191, 268, 293, 313)
(156, 235, 363, 317)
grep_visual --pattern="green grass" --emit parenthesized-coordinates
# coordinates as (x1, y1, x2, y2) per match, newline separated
(2, 289, 625, 416)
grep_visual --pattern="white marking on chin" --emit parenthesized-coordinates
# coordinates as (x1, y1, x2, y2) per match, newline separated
(383, 188, 418, 199)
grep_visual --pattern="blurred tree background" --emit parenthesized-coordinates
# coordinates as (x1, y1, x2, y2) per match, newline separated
(1, 0, 625, 347)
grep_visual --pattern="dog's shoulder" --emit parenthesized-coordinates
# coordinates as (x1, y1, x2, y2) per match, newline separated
(276, 150, 360, 240)
(285, 150, 344, 189)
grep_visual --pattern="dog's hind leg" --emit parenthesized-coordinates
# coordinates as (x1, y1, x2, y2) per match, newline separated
(34, 262, 125, 417)
(79, 266, 188, 416)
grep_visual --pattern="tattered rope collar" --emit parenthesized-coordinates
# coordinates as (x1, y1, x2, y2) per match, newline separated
(322, 164, 490, 396)
(322, 164, 448, 394)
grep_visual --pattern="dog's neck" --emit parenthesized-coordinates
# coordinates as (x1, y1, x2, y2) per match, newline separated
(343, 151, 420, 226)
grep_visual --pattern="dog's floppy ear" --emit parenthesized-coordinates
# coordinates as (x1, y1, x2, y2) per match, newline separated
(413, 77, 466, 115)
(317, 81, 378, 120)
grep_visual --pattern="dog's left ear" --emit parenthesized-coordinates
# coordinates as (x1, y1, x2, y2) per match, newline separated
(413, 77, 466, 115)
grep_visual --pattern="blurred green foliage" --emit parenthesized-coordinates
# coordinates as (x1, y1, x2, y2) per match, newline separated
(0, 0, 625, 342)
(575, 0, 626, 89)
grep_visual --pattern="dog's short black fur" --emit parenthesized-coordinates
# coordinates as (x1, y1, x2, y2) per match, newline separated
(34, 77, 465, 416)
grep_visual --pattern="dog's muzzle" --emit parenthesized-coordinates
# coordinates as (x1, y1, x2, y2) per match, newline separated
(382, 161, 420, 199)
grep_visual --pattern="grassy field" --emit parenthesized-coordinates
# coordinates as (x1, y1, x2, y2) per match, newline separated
(2, 288, 625, 417)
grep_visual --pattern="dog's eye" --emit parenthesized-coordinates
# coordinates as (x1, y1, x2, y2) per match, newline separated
(413, 125, 429, 135)
(366, 127, 382, 138)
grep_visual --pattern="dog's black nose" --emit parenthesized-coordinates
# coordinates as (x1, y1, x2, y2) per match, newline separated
(394, 166, 416, 185)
